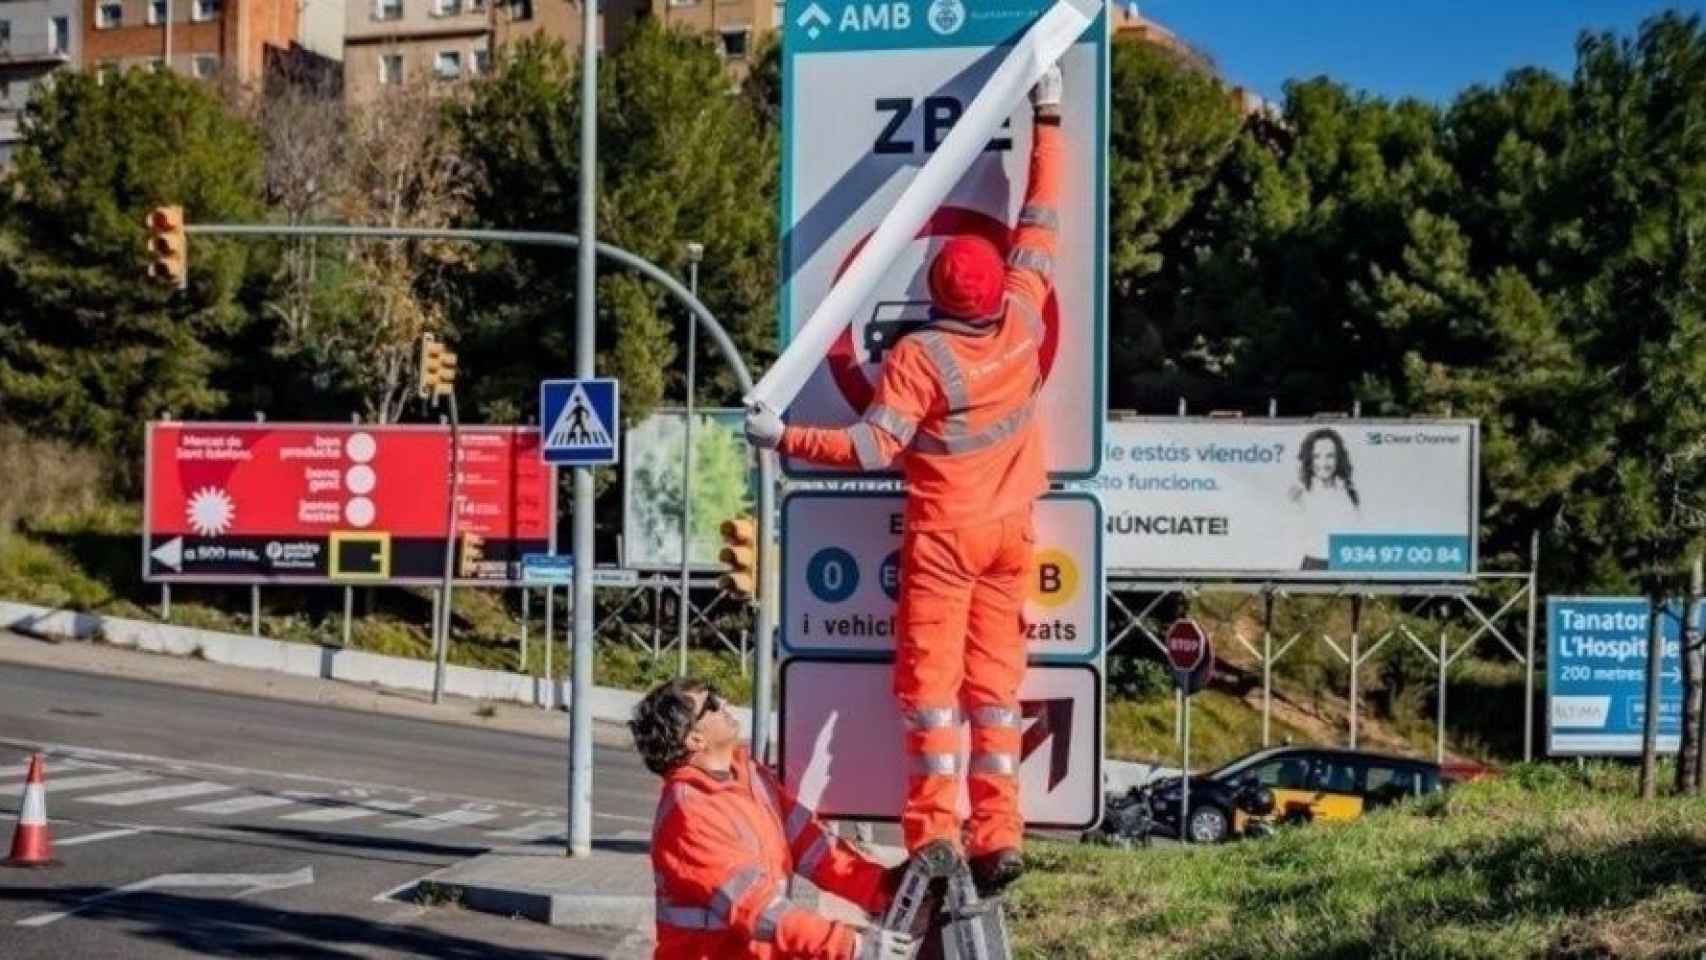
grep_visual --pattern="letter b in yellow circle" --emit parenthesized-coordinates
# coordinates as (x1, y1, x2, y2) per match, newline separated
(1030, 548, 1079, 609)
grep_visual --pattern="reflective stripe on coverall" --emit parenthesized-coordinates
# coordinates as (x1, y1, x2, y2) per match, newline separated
(651, 745, 891, 959)
(780, 121, 1063, 855)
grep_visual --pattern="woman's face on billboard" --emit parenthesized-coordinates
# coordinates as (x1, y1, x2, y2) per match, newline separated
(1310, 439, 1338, 482)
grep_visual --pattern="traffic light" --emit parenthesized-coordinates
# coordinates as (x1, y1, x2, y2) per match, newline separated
(144, 205, 187, 288)
(718, 514, 758, 599)
(418, 333, 458, 400)
(458, 532, 485, 579)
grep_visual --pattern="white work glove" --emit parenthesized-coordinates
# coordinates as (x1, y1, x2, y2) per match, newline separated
(1030, 64, 1063, 111)
(854, 927, 918, 960)
(744, 403, 785, 451)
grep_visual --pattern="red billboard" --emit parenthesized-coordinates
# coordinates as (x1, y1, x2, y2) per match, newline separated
(144, 422, 554, 584)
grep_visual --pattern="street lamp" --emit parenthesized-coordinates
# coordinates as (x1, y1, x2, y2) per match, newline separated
(678, 241, 704, 678)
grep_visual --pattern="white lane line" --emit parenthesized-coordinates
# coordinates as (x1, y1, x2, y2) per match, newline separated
(83, 781, 234, 807)
(385, 808, 502, 832)
(279, 799, 415, 823)
(55, 827, 145, 847)
(595, 811, 655, 826)
(0, 759, 105, 779)
(485, 820, 567, 842)
(179, 793, 301, 815)
(0, 771, 154, 796)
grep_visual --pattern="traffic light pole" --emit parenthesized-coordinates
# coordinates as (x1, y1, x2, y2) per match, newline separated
(182, 221, 778, 845)
(433, 390, 462, 706)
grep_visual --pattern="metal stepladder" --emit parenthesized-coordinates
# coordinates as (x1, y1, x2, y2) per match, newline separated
(880, 843, 1011, 960)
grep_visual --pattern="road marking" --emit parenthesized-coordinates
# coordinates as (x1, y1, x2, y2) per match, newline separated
(279, 799, 415, 823)
(17, 867, 315, 928)
(595, 811, 655, 826)
(178, 793, 303, 815)
(0, 759, 104, 779)
(0, 771, 154, 796)
(485, 820, 567, 842)
(55, 827, 145, 847)
(386, 808, 502, 832)
(82, 781, 234, 807)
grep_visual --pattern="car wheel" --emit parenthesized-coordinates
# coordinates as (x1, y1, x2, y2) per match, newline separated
(1187, 805, 1229, 843)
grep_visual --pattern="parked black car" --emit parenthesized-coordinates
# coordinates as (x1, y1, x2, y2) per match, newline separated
(1146, 745, 1445, 843)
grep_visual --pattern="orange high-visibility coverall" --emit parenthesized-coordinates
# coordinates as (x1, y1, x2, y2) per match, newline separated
(651, 745, 893, 960)
(780, 120, 1063, 856)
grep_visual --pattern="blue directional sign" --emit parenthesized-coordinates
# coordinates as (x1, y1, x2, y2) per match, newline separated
(1548, 596, 1695, 756)
(521, 553, 573, 586)
(540, 379, 619, 465)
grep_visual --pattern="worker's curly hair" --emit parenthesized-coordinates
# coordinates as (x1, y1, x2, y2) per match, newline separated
(629, 678, 709, 775)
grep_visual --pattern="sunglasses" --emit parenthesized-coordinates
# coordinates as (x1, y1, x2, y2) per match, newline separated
(694, 689, 723, 725)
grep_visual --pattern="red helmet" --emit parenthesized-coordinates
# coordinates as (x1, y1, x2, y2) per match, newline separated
(927, 235, 1004, 321)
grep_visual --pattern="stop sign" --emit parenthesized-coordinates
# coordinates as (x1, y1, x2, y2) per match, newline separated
(1166, 619, 1209, 674)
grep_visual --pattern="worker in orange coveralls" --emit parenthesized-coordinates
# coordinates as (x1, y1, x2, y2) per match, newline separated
(632, 678, 918, 960)
(746, 66, 1067, 897)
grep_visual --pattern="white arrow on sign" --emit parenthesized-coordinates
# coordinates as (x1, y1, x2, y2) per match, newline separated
(150, 537, 183, 572)
(17, 866, 314, 927)
(797, 3, 831, 38)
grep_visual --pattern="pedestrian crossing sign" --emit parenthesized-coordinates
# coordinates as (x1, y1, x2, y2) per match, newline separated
(539, 378, 620, 465)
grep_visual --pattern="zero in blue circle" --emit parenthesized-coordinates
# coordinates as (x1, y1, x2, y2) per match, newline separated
(806, 548, 860, 603)
(880, 550, 902, 602)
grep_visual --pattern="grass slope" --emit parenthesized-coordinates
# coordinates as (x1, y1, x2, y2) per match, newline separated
(1009, 764, 1706, 959)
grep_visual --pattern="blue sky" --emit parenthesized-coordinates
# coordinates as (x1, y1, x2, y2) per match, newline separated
(1130, 1, 1706, 104)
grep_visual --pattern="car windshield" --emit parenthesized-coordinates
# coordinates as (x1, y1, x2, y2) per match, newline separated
(1206, 749, 1282, 780)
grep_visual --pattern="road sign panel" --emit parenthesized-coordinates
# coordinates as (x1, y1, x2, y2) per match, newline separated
(1548, 596, 1691, 756)
(780, 491, 1103, 662)
(1166, 618, 1208, 673)
(521, 554, 573, 586)
(780, 657, 1102, 829)
(540, 379, 620, 466)
(780, 0, 1107, 480)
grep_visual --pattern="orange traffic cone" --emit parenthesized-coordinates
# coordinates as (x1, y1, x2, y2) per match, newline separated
(4, 753, 55, 867)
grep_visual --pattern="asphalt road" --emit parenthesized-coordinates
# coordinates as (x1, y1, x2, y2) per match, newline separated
(0, 661, 661, 959)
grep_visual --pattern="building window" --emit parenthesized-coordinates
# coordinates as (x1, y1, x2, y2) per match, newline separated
(380, 53, 403, 85)
(509, 0, 532, 21)
(720, 27, 749, 58)
(51, 17, 69, 54)
(148, 0, 167, 25)
(375, 0, 403, 21)
(432, 0, 462, 15)
(434, 50, 461, 80)
(194, 0, 221, 22)
(0, 20, 10, 52)
(193, 55, 218, 79)
(96, 3, 123, 29)
(472, 48, 491, 76)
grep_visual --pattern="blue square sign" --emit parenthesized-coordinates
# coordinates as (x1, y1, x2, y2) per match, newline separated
(540, 379, 619, 465)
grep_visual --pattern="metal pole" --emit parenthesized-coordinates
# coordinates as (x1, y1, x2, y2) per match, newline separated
(1181, 695, 1191, 842)
(1437, 625, 1447, 765)
(434, 393, 462, 705)
(431, 588, 442, 657)
(250, 584, 260, 638)
(753, 451, 778, 762)
(1683, 557, 1702, 793)
(1524, 530, 1539, 763)
(162, 0, 171, 70)
(161, 583, 171, 620)
(342, 585, 353, 647)
(544, 587, 554, 705)
(678, 247, 702, 679)
(521, 588, 530, 678)
(1349, 595, 1362, 749)
(1261, 592, 1273, 747)
(1174, 688, 1182, 746)
(568, 0, 600, 858)
(1641, 591, 1663, 800)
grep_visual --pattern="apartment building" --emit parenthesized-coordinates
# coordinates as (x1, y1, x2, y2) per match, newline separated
(346, 0, 596, 103)
(0, 0, 78, 165)
(607, 0, 780, 65)
(81, 0, 301, 83)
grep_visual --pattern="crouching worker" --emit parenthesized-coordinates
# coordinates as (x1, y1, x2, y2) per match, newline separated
(632, 679, 918, 960)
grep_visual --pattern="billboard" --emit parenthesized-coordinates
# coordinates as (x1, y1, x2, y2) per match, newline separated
(145, 422, 553, 584)
(779, 0, 1107, 480)
(622, 409, 758, 572)
(1548, 596, 1692, 756)
(1068, 418, 1480, 581)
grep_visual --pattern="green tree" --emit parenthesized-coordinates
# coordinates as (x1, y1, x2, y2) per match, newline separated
(0, 68, 263, 469)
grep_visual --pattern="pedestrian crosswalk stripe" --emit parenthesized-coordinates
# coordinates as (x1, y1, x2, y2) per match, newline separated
(84, 781, 234, 807)
(0, 771, 153, 796)
(56, 828, 145, 847)
(0, 759, 104, 779)
(485, 820, 566, 842)
(386, 808, 502, 832)
(179, 793, 302, 815)
(546, 383, 613, 450)
(279, 799, 414, 823)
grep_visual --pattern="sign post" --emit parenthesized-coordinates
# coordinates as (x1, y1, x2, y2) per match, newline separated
(1166, 618, 1209, 841)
